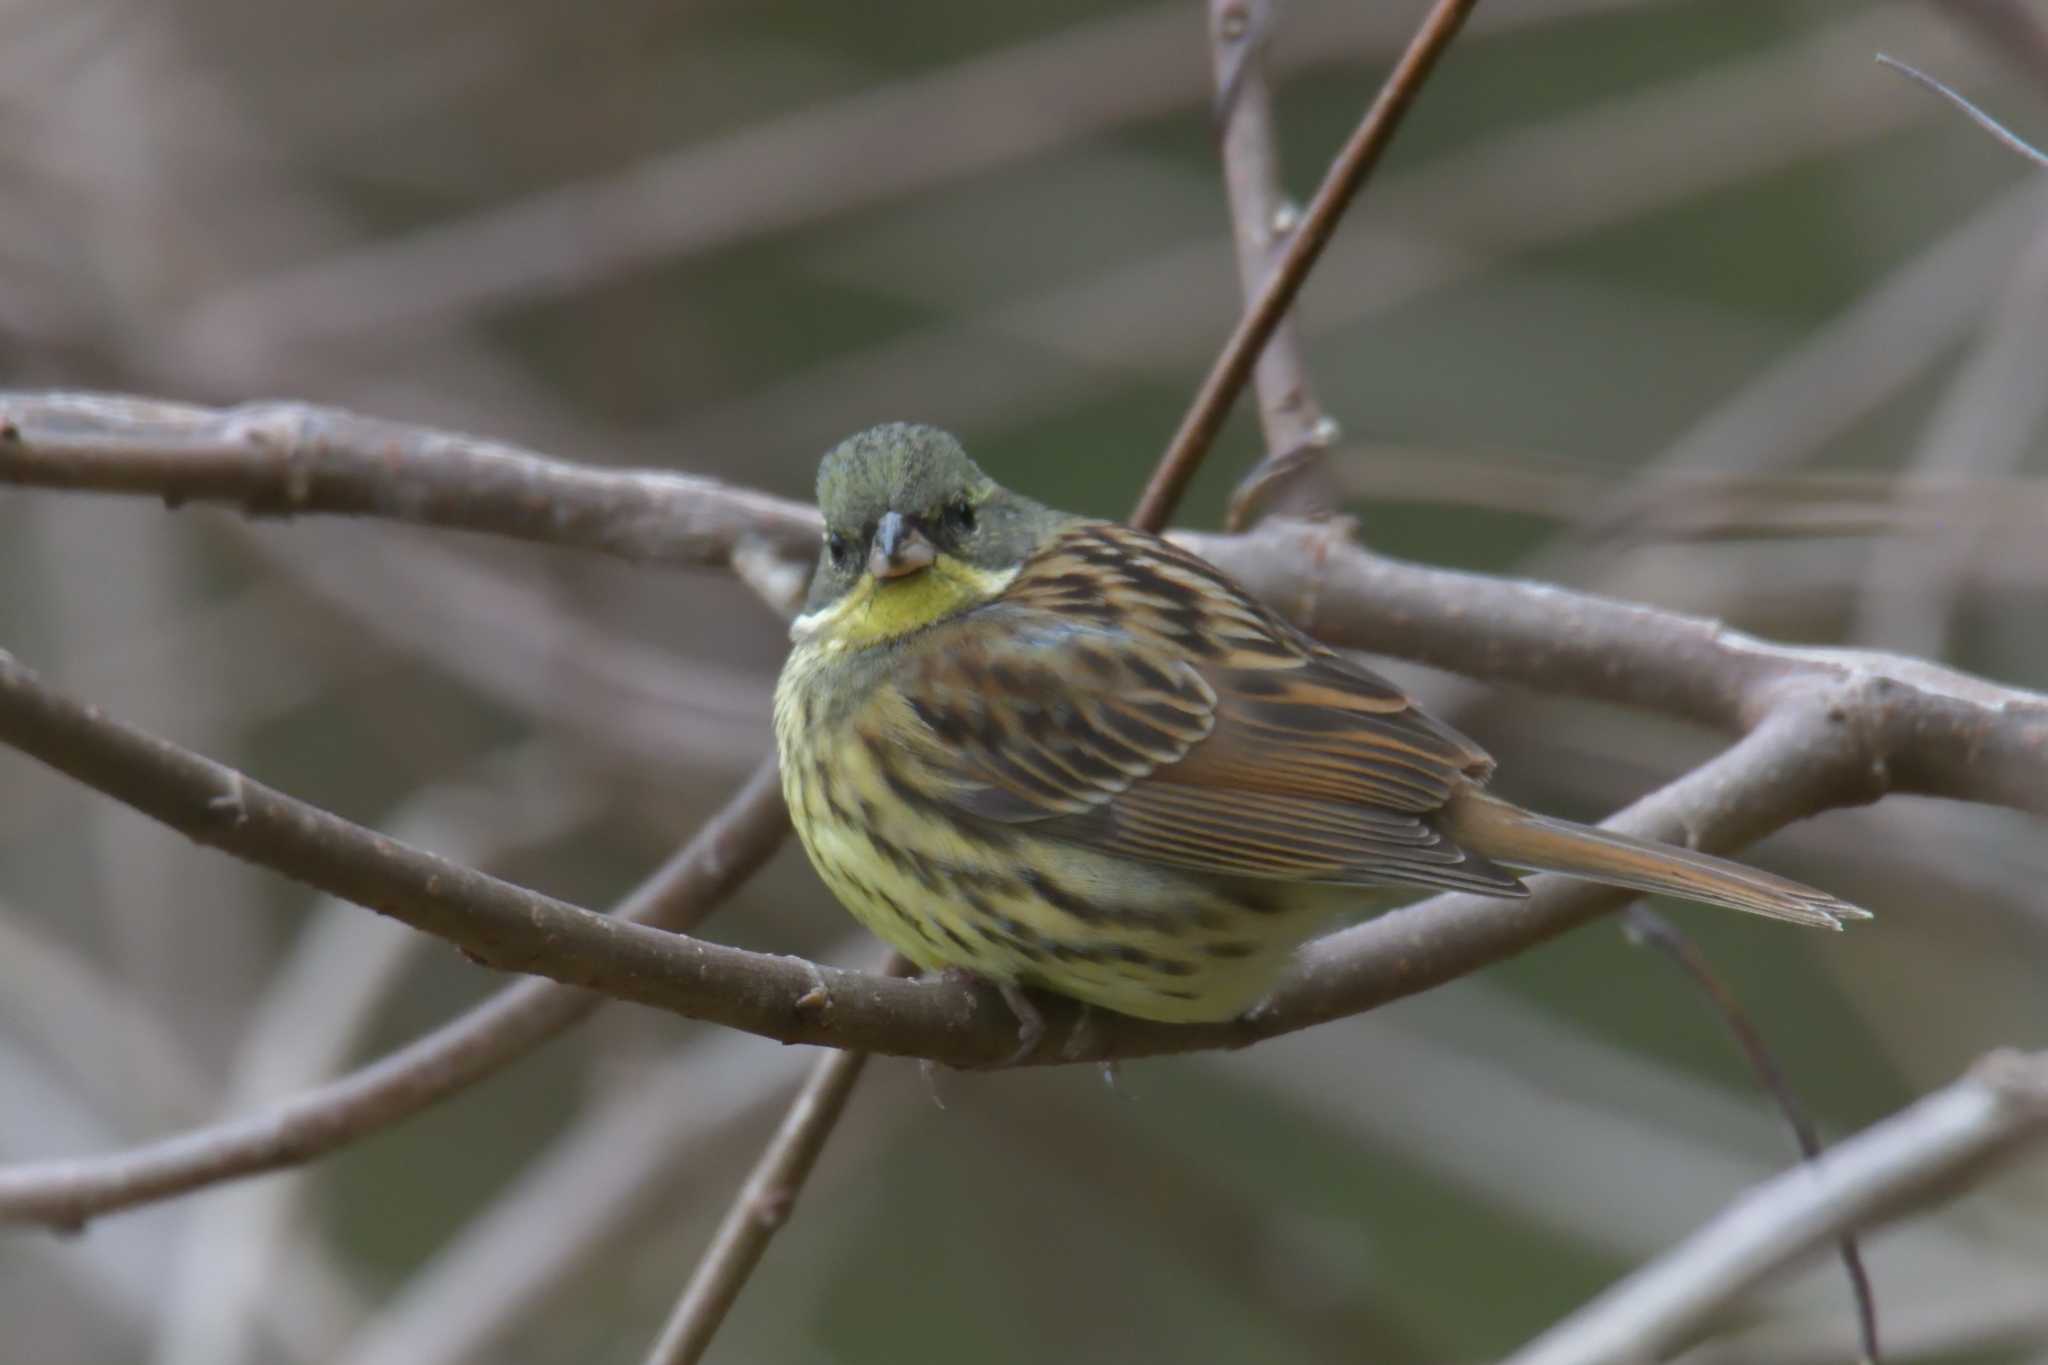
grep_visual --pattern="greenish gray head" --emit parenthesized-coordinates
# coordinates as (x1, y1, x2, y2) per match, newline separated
(803, 423, 1065, 614)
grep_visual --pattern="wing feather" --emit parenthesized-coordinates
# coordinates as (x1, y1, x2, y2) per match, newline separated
(872, 523, 1524, 896)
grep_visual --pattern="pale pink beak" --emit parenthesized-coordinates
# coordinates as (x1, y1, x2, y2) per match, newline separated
(868, 511, 936, 579)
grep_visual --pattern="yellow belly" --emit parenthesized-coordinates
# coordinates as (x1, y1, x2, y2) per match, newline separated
(774, 649, 1324, 1023)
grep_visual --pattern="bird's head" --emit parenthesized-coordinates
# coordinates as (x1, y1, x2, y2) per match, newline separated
(795, 423, 1063, 647)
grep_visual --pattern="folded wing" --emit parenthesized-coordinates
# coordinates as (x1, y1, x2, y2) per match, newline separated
(875, 523, 1527, 897)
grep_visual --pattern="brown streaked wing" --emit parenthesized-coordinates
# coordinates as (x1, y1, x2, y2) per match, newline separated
(879, 608, 1218, 825)
(871, 522, 1526, 895)
(1011, 523, 1498, 813)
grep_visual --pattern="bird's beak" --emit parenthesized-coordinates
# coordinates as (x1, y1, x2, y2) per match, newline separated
(868, 511, 936, 580)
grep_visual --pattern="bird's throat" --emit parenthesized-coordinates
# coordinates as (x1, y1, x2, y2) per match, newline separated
(794, 556, 1016, 650)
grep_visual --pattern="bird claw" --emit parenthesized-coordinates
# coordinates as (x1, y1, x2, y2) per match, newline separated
(929, 967, 1045, 1067)
(918, 1058, 948, 1110)
(995, 980, 1046, 1067)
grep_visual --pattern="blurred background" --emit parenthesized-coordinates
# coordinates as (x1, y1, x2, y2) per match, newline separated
(2, 0, 2047, 1360)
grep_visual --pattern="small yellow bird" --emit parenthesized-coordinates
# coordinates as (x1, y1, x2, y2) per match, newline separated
(774, 424, 1866, 1035)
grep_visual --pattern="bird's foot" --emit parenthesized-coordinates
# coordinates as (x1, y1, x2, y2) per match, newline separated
(933, 967, 1045, 1066)
(994, 980, 1046, 1066)
(917, 1058, 949, 1110)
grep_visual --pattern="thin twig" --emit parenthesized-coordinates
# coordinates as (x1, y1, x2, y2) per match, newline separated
(1225, 436, 1333, 534)
(1130, 0, 1482, 531)
(644, 1048, 867, 1365)
(0, 756, 788, 1228)
(1876, 52, 2048, 167)
(1624, 907, 1880, 1363)
(642, 954, 909, 1365)
(1208, 0, 1339, 528)
(1505, 1049, 2048, 1365)
(643, 1047, 867, 1365)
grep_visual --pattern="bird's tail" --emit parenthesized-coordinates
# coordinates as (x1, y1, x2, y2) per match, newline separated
(1441, 791, 1870, 930)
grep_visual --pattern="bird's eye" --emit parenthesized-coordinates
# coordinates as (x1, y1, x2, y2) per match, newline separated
(945, 500, 976, 534)
(826, 532, 850, 565)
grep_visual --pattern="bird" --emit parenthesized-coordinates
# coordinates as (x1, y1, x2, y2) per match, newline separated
(772, 423, 1868, 1039)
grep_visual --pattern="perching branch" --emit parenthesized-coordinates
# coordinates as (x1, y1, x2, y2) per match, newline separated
(2, 399, 2046, 1099)
(1506, 1048, 2048, 1365)
(1129, 0, 1482, 530)
(0, 644, 1956, 1075)
(4, 397, 2046, 1365)
(0, 757, 789, 1229)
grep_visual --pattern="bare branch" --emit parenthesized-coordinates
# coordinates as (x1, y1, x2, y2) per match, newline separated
(0, 649, 1905, 1072)
(632, 937, 912, 1365)
(1178, 520, 2048, 815)
(1876, 53, 2048, 167)
(641, 964, 900, 1365)
(0, 392, 821, 570)
(1130, 0, 1482, 531)
(1507, 1049, 2048, 1365)
(3, 403, 2046, 1073)
(0, 757, 788, 1228)
(1208, 0, 1339, 526)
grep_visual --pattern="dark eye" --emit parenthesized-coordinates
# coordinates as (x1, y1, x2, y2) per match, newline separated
(826, 532, 850, 565)
(945, 501, 976, 534)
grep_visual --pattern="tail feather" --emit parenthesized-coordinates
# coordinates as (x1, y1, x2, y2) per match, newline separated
(1441, 791, 1870, 930)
